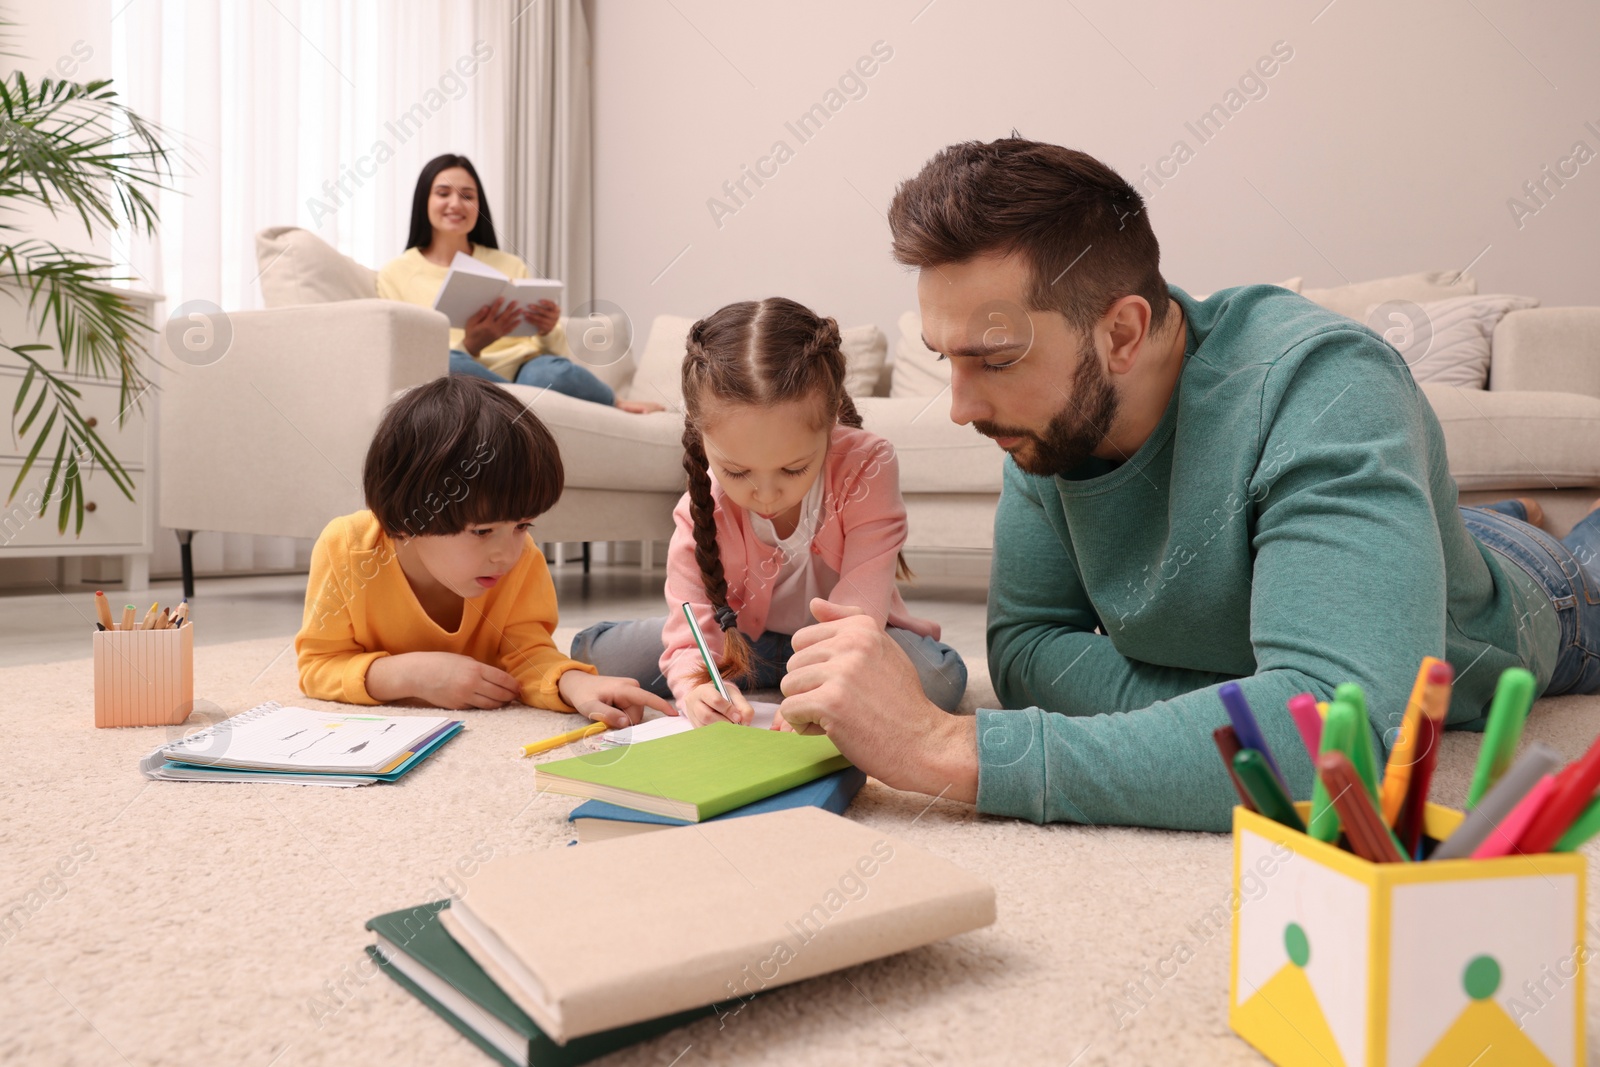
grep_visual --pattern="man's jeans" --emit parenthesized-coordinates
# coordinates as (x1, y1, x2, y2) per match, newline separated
(1463, 500, 1600, 695)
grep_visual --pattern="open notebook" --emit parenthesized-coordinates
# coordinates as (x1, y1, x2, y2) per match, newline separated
(599, 701, 779, 746)
(143, 701, 461, 781)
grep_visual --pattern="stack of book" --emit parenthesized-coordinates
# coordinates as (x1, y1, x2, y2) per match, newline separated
(369, 724, 995, 1064)
(537, 719, 866, 840)
(139, 702, 462, 786)
(371, 808, 996, 1065)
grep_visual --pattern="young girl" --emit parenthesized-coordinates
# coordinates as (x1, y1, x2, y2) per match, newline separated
(295, 376, 673, 727)
(377, 153, 660, 413)
(571, 297, 967, 726)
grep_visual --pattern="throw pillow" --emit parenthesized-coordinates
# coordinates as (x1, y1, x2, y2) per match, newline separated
(254, 226, 379, 307)
(1303, 270, 1477, 321)
(1365, 294, 1541, 388)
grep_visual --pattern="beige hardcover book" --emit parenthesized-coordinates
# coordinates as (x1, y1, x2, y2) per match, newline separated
(437, 807, 996, 1044)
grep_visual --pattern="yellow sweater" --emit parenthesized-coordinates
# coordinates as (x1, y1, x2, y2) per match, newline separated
(376, 246, 572, 380)
(295, 510, 595, 709)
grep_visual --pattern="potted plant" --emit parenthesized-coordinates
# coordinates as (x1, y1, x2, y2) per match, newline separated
(1, 20, 170, 533)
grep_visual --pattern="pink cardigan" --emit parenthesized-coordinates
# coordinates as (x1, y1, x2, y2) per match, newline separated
(660, 424, 940, 703)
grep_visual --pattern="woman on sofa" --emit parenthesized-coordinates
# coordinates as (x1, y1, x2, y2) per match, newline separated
(378, 153, 661, 413)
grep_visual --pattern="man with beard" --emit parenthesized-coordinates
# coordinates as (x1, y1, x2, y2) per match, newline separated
(776, 137, 1600, 832)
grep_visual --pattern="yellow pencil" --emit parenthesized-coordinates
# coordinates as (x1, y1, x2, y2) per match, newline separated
(140, 601, 160, 629)
(519, 721, 609, 757)
(1380, 656, 1445, 824)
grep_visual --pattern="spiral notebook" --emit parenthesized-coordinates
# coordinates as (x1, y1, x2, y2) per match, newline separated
(139, 701, 463, 785)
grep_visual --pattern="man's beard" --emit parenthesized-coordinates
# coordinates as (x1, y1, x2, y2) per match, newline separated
(974, 340, 1120, 478)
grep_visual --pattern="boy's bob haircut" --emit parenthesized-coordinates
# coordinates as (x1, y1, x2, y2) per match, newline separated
(363, 376, 563, 538)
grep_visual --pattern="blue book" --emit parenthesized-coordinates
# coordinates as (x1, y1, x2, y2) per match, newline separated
(568, 766, 867, 842)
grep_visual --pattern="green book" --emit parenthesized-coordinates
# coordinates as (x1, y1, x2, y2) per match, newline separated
(533, 721, 852, 821)
(365, 901, 721, 1066)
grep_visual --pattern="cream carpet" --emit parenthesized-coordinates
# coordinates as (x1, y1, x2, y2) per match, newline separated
(5, 632, 1600, 1067)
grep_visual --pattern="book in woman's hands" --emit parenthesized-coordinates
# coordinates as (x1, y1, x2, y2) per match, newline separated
(432, 252, 563, 336)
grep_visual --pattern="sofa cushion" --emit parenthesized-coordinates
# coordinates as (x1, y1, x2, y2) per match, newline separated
(1367, 294, 1540, 389)
(504, 384, 687, 492)
(1423, 385, 1600, 490)
(254, 227, 379, 307)
(854, 396, 1005, 493)
(625, 314, 887, 407)
(890, 310, 950, 399)
(1302, 270, 1476, 321)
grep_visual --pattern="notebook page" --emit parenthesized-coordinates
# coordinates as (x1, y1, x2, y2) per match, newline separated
(161, 705, 453, 772)
(600, 701, 778, 745)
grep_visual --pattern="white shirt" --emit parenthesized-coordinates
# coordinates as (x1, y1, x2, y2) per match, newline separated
(747, 475, 838, 636)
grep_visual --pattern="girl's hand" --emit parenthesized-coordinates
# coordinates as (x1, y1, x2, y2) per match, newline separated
(683, 681, 755, 727)
(523, 299, 560, 336)
(367, 651, 520, 709)
(463, 297, 523, 355)
(558, 670, 675, 729)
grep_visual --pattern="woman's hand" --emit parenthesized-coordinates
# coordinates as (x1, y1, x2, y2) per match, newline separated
(558, 670, 676, 729)
(523, 299, 560, 336)
(683, 681, 755, 727)
(463, 297, 523, 356)
(366, 652, 520, 710)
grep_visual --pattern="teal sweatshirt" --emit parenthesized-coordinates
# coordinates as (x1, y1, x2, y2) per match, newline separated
(976, 284, 1559, 832)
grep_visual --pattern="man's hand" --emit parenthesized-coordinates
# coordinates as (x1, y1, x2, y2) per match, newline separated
(558, 670, 676, 729)
(463, 297, 523, 355)
(366, 651, 520, 709)
(780, 598, 978, 802)
(523, 299, 560, 336)
(683, 680, 755, 727)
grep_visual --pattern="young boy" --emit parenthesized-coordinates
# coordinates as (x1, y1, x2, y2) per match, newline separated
(295, 376, 673, 727)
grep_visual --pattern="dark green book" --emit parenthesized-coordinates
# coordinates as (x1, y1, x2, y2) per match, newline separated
(365, 901, 727, 1066)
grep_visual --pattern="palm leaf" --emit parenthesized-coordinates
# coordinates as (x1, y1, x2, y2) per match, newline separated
(0, 37, 171, 536)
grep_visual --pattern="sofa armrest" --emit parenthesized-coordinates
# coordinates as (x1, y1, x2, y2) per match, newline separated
(159, 299, 448, 539)
(1488, 307, 1600, 399)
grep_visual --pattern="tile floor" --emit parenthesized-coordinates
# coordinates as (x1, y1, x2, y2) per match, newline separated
(0, 562, 992, 670)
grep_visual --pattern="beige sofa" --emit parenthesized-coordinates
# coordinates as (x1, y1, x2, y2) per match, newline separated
(158, 231, 1600, 594)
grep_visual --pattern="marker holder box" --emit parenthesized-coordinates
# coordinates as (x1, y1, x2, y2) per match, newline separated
(92, 626, 195, 728)
(1230, 801, 1585, 1067)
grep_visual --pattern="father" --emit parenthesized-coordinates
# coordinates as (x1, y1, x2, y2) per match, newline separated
(778, 137, 1599, 832)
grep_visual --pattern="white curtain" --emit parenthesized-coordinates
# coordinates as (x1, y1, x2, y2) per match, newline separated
(501, 0, 593, 310)
(109, 0, 592, 578)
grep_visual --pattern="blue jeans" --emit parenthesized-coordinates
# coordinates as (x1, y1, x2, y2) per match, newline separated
(448, 349, 615, 406)
(570, 615, 970, 712)
(1463, 501, 1600, 695)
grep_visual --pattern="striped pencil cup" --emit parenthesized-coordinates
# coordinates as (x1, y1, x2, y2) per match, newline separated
(92, 626, 195, 728)
(1230, 800, 1584, 1066)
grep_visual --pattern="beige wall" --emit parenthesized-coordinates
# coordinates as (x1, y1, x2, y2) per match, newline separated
(591, 0, 1600, 341)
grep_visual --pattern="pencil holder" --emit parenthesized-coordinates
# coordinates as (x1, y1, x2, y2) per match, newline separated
(92, 626, 195, 728)
(1230, 801, 1585, 1067)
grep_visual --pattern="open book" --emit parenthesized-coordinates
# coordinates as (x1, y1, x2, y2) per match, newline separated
(432, 252, 563, 337)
